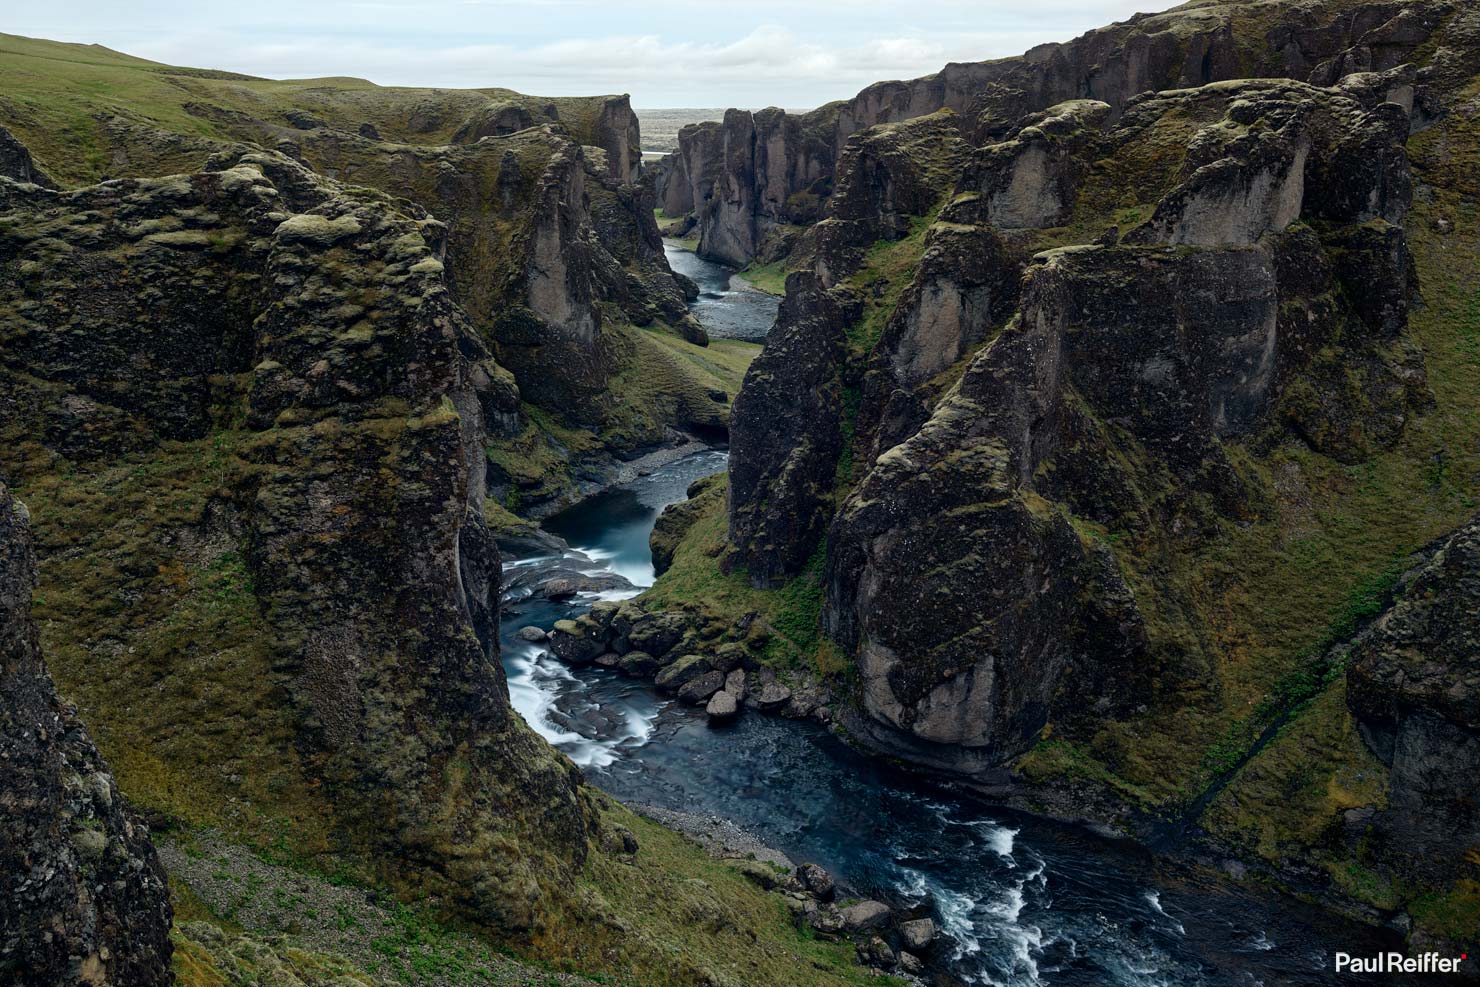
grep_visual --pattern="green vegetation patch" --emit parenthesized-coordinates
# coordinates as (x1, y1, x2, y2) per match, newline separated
(639, 479, 833, 678)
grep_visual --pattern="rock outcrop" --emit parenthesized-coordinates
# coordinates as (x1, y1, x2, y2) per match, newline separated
(1, 75, 709, 501)
(0, 124, 55, 187)
(727, 68, 1432, 773)
(727, 273, 847, 587)
(1347, 518, 1480, 883)
(1, 482, 173, 986)
(0, 150, 597, 933)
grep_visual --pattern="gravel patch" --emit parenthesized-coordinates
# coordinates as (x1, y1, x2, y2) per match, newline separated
(630, 804, 793, 870)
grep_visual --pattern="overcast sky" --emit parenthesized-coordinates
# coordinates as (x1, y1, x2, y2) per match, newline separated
(10, 0, 1165, 109)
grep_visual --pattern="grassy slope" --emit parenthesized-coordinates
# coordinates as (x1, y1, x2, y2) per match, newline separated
(164, 804, 895, 987)
(0, 32, 619, 187)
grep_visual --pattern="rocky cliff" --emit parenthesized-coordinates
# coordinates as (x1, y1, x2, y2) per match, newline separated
(1, 481, 173, 985)
(1346, 519, 1480, 891)
(0, 38, 733, 519)
(0, 150, 598, 933)
(636, 0, 1480, 947)
(0, 84, 877, 984)
(655, 0, 1472, 267)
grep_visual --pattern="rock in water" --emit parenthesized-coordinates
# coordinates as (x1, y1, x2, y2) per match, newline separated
(898, 917, 937, 951)
(0, 483, 173, 985)
(678, 670, 726, 705)
(516, 625, 549, 643)
(750, 682, 793, 711)
(705, 689, 739, 722)
(654, 653, 715, 691)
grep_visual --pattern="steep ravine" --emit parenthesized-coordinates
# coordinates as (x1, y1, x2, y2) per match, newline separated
(505, 458, 1430, 987)
(500, 286, 1431, 987)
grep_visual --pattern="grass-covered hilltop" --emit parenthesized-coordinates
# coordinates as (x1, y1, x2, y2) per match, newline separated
(3, 0, 1480, 983)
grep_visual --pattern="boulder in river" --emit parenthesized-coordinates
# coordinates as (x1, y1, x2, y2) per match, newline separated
(678, 670, 726, 705)
(723, 668, 747, 702)
(549, 617, 606, 666)
(705, 690, 739, 722)
(516, 625, 548, 643)
(898, 917, 937, 951)
(840, 900, 891, 933)
(654, 653, 714, 691)
(751, 682, 792, 711)
(617, 650, 661, 677)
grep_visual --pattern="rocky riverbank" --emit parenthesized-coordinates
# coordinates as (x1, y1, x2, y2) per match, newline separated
(530, 472, 1480, 962)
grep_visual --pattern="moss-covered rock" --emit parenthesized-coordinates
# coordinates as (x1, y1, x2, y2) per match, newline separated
(1, 482, 173, 986)
(0, 150, 596, 937)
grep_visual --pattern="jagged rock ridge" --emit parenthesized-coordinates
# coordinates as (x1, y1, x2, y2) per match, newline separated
(656, 0, 1472, 267)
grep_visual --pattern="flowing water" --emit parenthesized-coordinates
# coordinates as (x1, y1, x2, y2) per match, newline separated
(663, 238, 779, 340)
(496, 290, 1429, 987)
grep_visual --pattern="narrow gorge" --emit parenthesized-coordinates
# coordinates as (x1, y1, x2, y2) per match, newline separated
(3, 1, 1480, 984)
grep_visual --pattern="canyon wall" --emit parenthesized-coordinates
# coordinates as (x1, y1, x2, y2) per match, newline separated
(655, 0, 1465, 266)
(630, 0, 1480, 947)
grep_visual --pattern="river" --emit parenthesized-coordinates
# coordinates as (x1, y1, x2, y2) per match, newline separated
(663, 238, 779, 340)
(496, 288, 1425, 987)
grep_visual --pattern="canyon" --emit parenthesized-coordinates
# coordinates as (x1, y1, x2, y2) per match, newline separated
(3, 0, 1480, 983)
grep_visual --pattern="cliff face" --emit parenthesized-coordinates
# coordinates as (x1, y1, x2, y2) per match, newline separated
(727, 273, 847, 587)
(656, 0, 1468, 267)
(690, 0, 1480, 945)
(1346, 519, 1480, 886)
(0, 54, 723, 520)
(736, 71, 1429, 765)
(0, 150, 596, 932)
(1, 482, 173, 986)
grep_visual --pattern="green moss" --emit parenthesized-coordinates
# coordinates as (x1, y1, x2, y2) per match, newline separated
(1202, 680, 1389, 862)
(735, 259, 788, 296)
(839, 211, 936, 357)
(11, 432, 338, 852)
(1407, 882, 1480, 942)
(638, 481, 831, 675)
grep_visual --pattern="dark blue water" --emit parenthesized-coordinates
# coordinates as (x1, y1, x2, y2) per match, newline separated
(496, 452, 1424, 987)
(664, 239, 779, 340)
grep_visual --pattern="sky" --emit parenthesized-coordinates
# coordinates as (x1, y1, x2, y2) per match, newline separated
(8, 0, 1165, 109)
